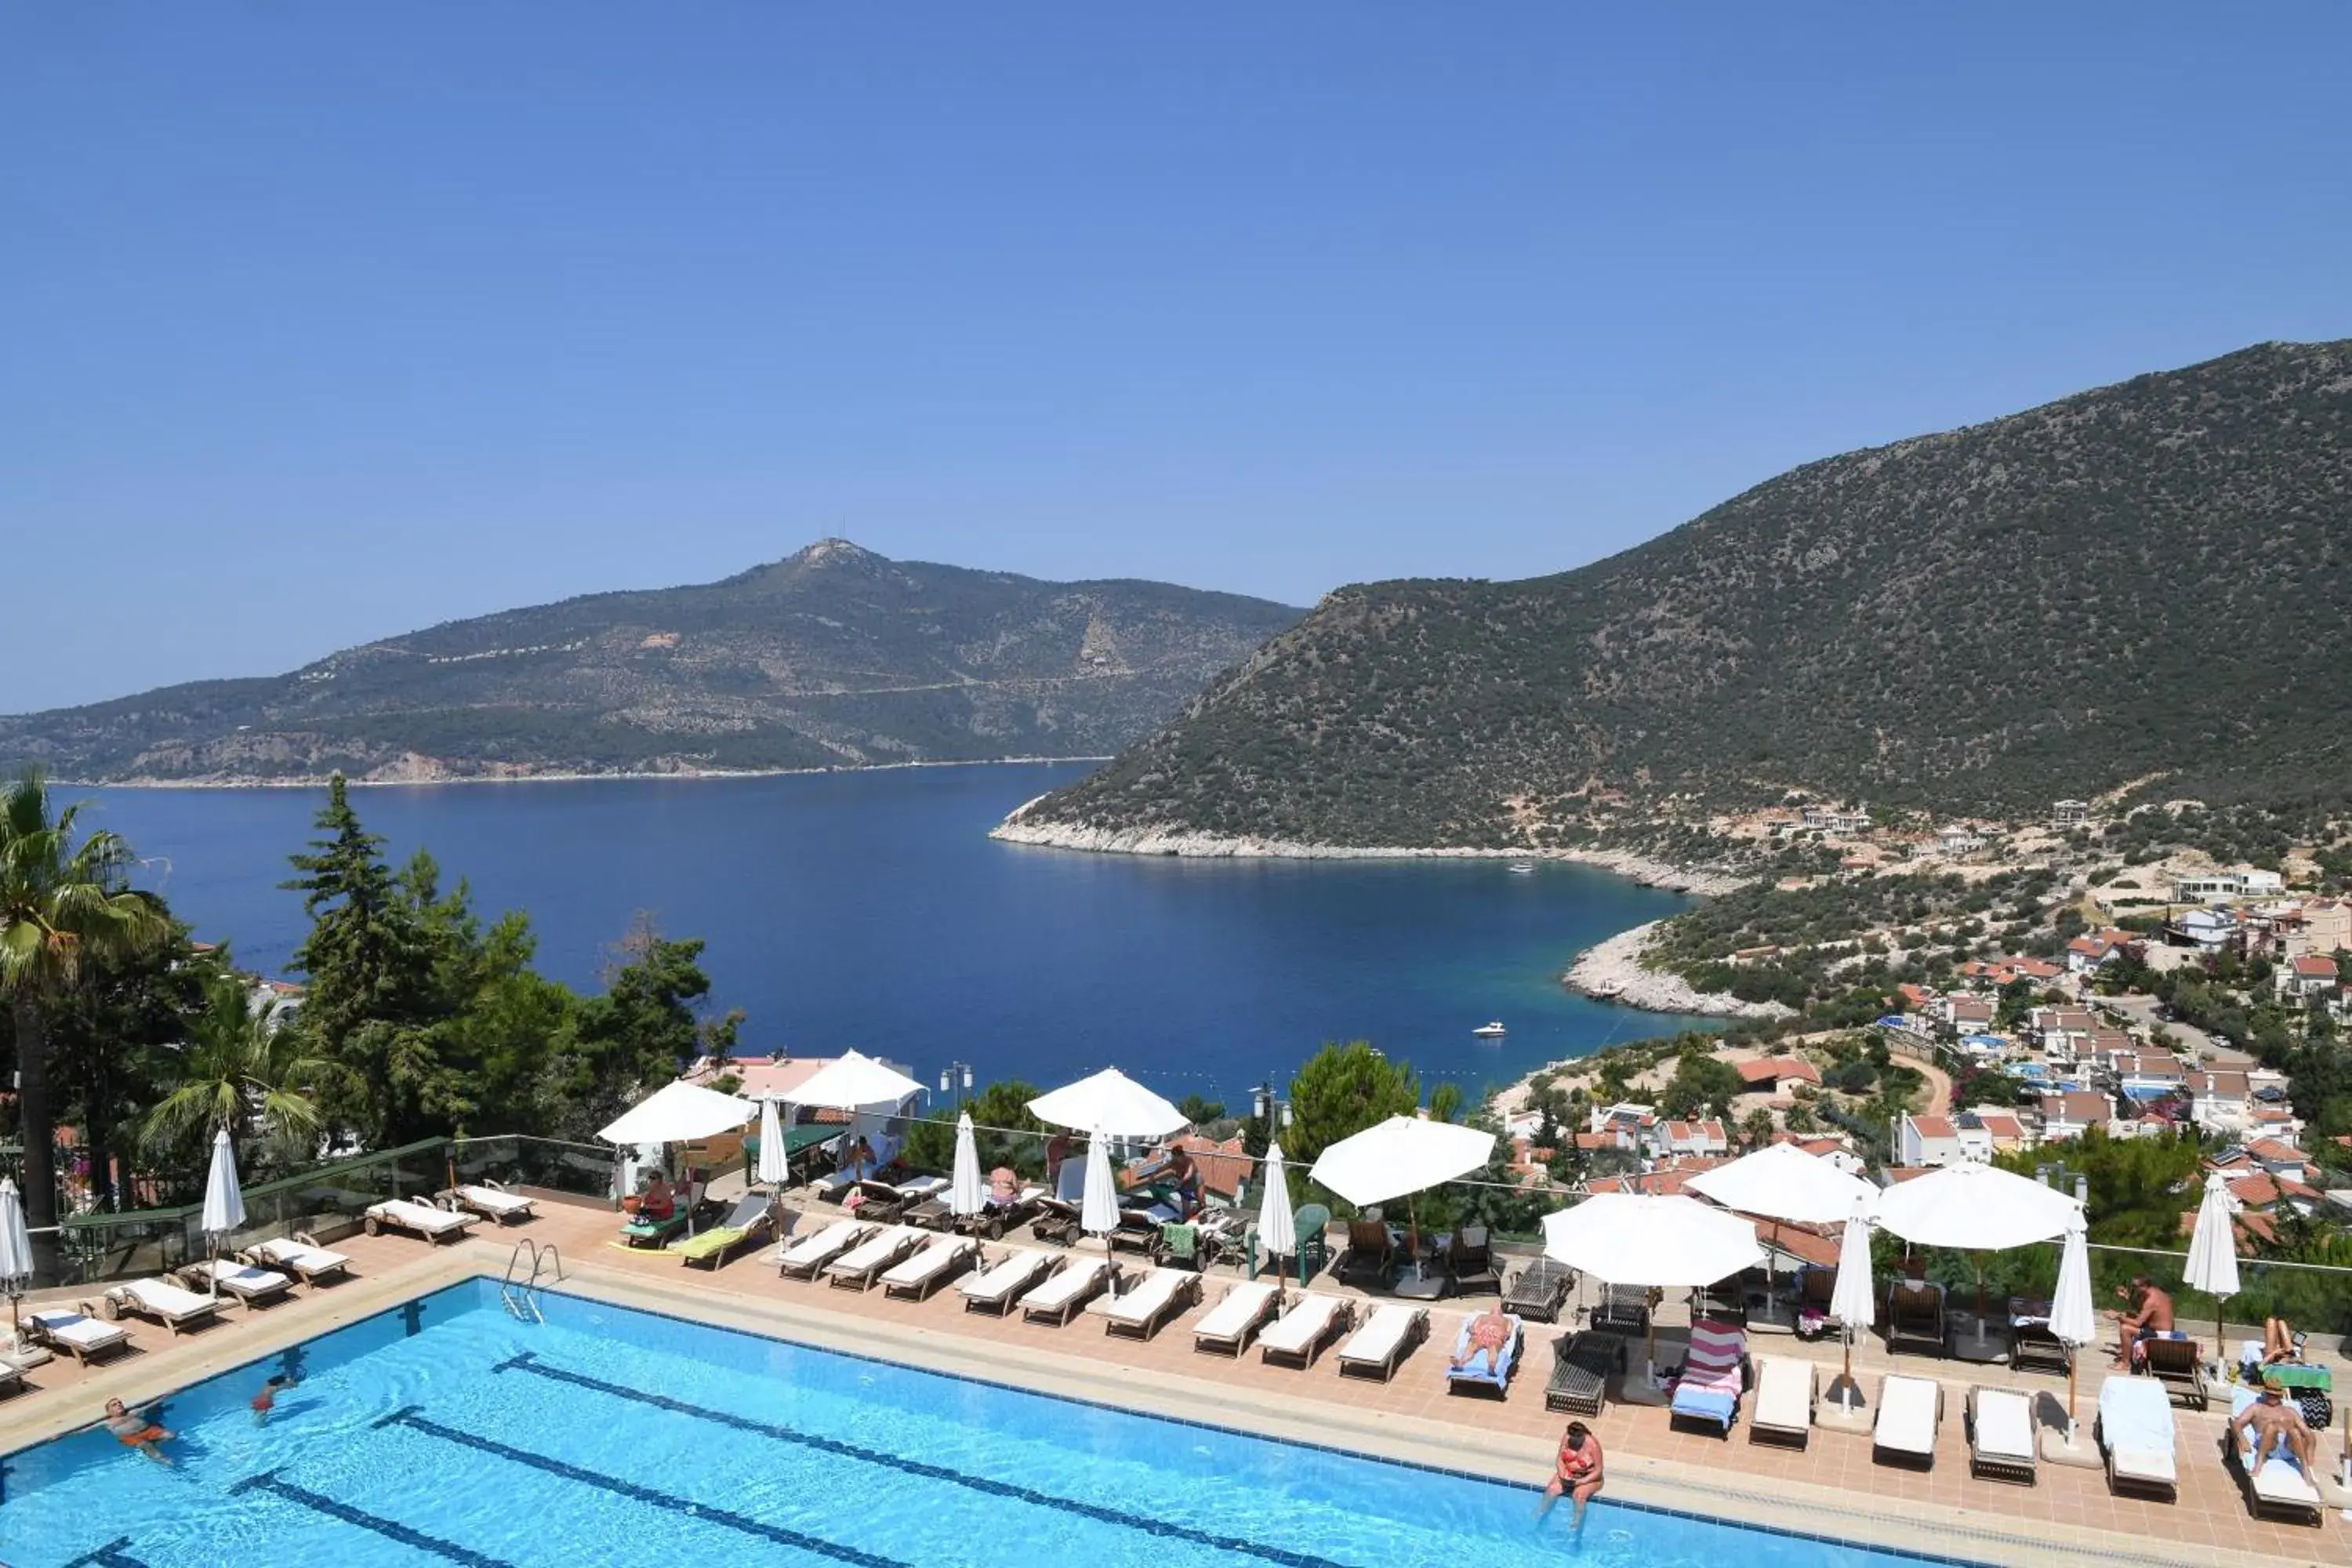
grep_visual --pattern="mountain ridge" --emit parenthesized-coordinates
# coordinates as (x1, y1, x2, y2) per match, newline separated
(2, 541, 1304, 783)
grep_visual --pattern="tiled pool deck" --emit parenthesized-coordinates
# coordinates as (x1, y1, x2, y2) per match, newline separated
(2, 1198, 2335, 1568)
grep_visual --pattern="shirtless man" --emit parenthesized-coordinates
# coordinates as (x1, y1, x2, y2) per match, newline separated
(2111, 1276, 2175, 1369)
(2231, 1377, 2318, 1472)
(101, 1398, 173, 1465)
(1536, 1421, 1605, 1526)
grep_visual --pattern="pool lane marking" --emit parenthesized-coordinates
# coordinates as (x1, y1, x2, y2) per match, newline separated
(373, 1405, 908, 1568)
(490, 1350, 1356, 1568)
(64, 1540, 151, 1568)
(229, 1469, 521, 1568)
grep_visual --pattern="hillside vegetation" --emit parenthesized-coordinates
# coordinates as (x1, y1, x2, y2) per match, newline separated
(0, 540, 1300, 782)
(1011, 341, 2352, 848)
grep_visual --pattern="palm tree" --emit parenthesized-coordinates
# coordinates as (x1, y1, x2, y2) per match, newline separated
(141, 972, 355, 1171)
(0, 771, 169, 1270)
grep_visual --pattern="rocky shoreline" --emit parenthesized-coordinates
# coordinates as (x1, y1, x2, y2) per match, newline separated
(60, 757, 1116, 790)
(1562, 921, 1795, 1019)
(989, 811, 1751, 895)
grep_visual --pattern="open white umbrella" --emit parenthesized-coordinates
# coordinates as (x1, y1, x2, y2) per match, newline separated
(1873, 1162, 2082, 1353)
(1308, 1116, 1494, 1278)
(2183, 1171, 2241, 1360)
(1256, 1142, 1297, 1290)
(597, 1080, 758, 1145)
(1543, 1194, 1765, 1367)
(0, 1178, 32, 1345)
(1827, 1200, 1876, 1409)
(787, 1050, 924, 1113)
(1686, 1142, 1877, 1226)
(2049, 1211, 2097, 1433)
(1028, 1069, 1187, 1138)
(950, 1112, 986, 1219)
(1080, 1128, 1120, 1238)
(201, 1129, 247, 1303)
(755, 1096, 790, 1189)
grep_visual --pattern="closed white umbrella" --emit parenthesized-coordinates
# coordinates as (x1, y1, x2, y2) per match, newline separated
(1827, 1200, 1876, 1409)
(201, 1129, 247, 1303)
(1256, 1142, 1297, 1290)
(1873, 1162, 2082, 1353)
(1308, 1116, 1494, 1278)
(1686, 1142, 1877, 1226)
(1028, 1069, 1188, 1139)
(0, 1178, 32, 1344)
(2049, 1211, 2097, 1432)
(950, 1112, 986, 1219)
(1080, 1130, 1120, 1238)
(2183, 1171, 2241, 1360)
(755, 1096, 790, 1189)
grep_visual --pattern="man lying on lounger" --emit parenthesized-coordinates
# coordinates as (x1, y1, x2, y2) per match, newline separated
(1536, 1420, 1604, 1527)
(102, 1398, 174, 1465)
(2232, 1376, 2318, 1473)
(1451, 1307, 1515, 1376)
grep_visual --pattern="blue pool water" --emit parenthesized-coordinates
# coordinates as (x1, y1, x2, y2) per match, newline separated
(2, 1283, 1972, 1568)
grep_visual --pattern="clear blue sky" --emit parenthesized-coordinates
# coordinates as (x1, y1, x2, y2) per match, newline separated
(5, 5, 2347, 713)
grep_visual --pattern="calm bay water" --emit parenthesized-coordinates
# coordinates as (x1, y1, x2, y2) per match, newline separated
(82, 764, 1700, 1104)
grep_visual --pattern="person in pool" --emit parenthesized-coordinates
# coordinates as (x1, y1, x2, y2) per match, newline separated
(1536, 1420, 1604, 1526)
(252, 1372, 296, 1425)
(102, 1398, 173, 1465)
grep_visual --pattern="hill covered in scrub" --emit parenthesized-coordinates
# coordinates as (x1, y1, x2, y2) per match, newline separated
(0, 540, 1302, 782)
(1005, 340, 2352, 851)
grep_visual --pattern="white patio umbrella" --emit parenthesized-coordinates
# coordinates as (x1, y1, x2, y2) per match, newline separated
(597, 1080, 759, 1145)
(1827, 1200, 1876, 1410)
(0, 1178, 33, 1344)
(786, 1050, 925, 1114)
(1028, 1069, 1188, 1138)
(1872, 1162, 2082, 1353)
(950, 1112, 986, 1219)
(1256, 1142, 1298, 1290)
(2183, 1171, 2241, 1360)
(201, 1129, 247, 1303)
(1686, 1142, 1877, 1226)
(1543, 1194, 1765, 1367)
(755, 1095, 791, 1190)
(1308, 1116, 1495, 1278)
(1080, 1128, 1120, 1238)
(2049, 1210, 2097, 1434)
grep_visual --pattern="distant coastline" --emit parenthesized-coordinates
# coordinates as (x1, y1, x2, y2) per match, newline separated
(62, 756, 1115, 790)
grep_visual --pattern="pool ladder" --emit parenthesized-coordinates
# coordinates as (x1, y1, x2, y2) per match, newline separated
(503, 1238, 563, 1323)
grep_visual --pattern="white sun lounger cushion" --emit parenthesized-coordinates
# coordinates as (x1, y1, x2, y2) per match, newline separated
(255, 1238, 349, 1272)
(1024, 1258, 1110, 1310)
(1260, 1295, 1347, 1356)
(1753, 1357, 1813, 1434)
(1339, 1305, 1417, 1366)
(1973, 1388, 2034, 1461)
(2097, 1376, 2178, 1485)
(125, 1278, 217, 1316)
(191, 1260, 291, 1294)
(376, 1199, 469, 1232)
(460, 1185, 532, 1214)
(1876, 1374, 1940, 1456)
(1095, 1269, 1188, 1323)
(1195, 1282, 1280, 1341)
(781, 1219, 866, 1267)
(833, 1227, 920, 1273)
(960, 1250, 1054, 1300)
(882, 1237, 970, 1287)
(31, 1311, 123, 1350)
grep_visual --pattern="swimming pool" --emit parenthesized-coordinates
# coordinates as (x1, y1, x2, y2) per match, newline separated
(3, 1279, 1976, 1567)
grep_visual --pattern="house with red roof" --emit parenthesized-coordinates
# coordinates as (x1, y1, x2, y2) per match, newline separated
(1735, 1058, 1820, 1095)
(2283, 953, 2342, 999)
(2038, 1090, 2114, 1142)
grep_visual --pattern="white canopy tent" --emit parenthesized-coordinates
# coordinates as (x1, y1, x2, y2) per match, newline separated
(1308, 1116, 1495, 1280)
(1544, 1194, 1766, 1367)
(2183, 1171, 2241, 1359)
(201, 1129, 247, 1303)
(1028, 1069, 1188, 1139)
(1257, 1142, 1298, 1288)
(1872, 1162, 2083, 1353)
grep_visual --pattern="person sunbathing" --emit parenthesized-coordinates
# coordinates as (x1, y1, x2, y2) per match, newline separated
(2263, 1316, 2307, 1365)
(987, 1167, 1022, 1207)
(102, 1398, 173, 1465)
(1451, 1307, 1515, 1376)
(2232, 1377, 2318, 1472)
(1536, 1420, 1604, 1526)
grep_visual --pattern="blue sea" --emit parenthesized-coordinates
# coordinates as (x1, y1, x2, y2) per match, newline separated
(79, 764, 1701, 1103)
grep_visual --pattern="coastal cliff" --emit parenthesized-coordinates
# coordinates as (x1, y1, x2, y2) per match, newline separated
(1563, 920, 1795, 1019)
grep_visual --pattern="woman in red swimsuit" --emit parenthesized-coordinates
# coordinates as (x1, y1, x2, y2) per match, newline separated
(1537, 1420, 1603, 1526)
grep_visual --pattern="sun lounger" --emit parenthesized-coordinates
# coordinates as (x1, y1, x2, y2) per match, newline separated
(1590, 1283, 1651, 1338)
(1966, 1385, 2037, 1485)
(1022, 1256, 1115, 1325)
(1338, 1218, 1394, 1286)
(959, 1248, 1062, 1315)
(2228, 1386, 2325, 1523)
(1192, 1279, 1283, 1358)
(366, 1197, 479, 1244)
(1106, 1208, 1163, 1257)
(1446, 1226, 1500, 1295)
(177, 1258, 294, 1308)
(2141, 1334, 2209, 1410)
(27, 1308, 129, 1367)
(825, 1225, 924, 1291)
(1338, 1303, 1428, 1382)
(242, 1235, 351, 1286)
(1885, 1282, 1945, 1357)
(1750, 1356, 1816, 1448)
(1669, 1319, 1748, 1436)
(101, 1277, 223, 1336)
(445, 1181, 535, 1225)
(924, 1188, 1045, 1240)
(881, 1236, 980, 1301)
(1093, 1267, 1201, 1340)
(2009, 1314, 2068, 1375)
(1, 1341, 54, 1374)
(674, 1193, 778, 1270)
(846, 1176, 949, 1225)
(1502, 1257, 1574, 1323)
(778, 1218, 872, 1279)
(1873, 1374, 1942, 1467)
(1029, 1196, 1083, 1247)
(1546, 1330, 1622, 1417)
(1444, 1312, 1524, 1399)
(2095, 1374, 2179, 1501)
(1260, 1294, 1355, 1369)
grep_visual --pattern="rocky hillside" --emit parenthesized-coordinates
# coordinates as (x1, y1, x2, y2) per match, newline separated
(1006, 341, 2352, 850)
(2, 541, 1301, 782)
